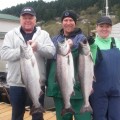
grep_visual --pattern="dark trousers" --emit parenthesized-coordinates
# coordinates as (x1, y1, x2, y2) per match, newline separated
(90, 91, 120, 120)
(9, 86, 45, 120)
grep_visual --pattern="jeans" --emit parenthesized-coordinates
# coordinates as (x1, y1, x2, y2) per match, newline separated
(9, 86, 45, 120)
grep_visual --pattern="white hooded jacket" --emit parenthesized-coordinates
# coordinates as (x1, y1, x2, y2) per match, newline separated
(0, 26, 56, 87)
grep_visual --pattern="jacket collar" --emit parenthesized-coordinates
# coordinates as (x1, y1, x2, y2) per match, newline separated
(60, 28, 82, 38)
(14, 26, 41, 42)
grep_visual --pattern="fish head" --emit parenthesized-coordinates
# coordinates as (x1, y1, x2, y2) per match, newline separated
(20, 44, 33, 59)
(79, 39, 90, 55)
(57, 39, 70, 56)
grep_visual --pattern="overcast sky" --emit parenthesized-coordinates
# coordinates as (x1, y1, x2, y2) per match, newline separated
(0, 0, 55, 10)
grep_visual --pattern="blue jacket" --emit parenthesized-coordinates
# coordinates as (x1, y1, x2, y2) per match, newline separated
(46, 28, 86, 99)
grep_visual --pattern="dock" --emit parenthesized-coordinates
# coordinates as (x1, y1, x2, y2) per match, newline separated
(0, 102, 56, 120)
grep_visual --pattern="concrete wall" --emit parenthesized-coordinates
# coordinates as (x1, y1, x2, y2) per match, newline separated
(0, 19, 19, 72)
(110, 23, 120, 39)
(0, 39, 7, 72)
(0, 19, 19, 32)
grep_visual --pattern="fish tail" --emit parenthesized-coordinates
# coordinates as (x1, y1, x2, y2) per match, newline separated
(30, 105, 45, 115)
(39, 90, 44, 96)
(80, 105, 93, 114)
(61, 107, 75, 116)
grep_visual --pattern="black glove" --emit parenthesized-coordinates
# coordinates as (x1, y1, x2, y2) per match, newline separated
(87, 35, 95, 45)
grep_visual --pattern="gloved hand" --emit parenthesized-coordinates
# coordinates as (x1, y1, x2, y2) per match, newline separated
(87, 35, 95, 45)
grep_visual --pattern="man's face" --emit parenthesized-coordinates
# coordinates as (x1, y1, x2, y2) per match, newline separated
(20, 14, 36, 32)
(62, 17, 76, 36)
(96, 24, 112, 38)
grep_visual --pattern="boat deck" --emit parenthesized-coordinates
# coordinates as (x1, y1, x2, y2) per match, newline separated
(0, 102, 56, 120)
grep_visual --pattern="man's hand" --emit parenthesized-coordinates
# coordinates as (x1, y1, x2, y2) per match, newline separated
(27, 40, 37, 52)
(87, 35, 95, 45)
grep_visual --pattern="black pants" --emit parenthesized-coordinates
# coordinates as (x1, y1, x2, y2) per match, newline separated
(9, 86, 45, 120)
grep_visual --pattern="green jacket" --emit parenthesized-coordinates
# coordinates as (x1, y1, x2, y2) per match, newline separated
(90, 35, 120, 63)
(46, 28, 86, 99)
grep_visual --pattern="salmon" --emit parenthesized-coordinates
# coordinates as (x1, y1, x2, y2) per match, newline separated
(20, 44, 45, 115)
(78, 40, 94, 113)
(56, 39, 75, 116)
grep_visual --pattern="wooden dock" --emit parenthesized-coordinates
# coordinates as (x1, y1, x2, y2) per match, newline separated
(0, 102, 56, 120)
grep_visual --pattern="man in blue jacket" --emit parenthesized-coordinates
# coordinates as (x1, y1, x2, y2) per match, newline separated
(46, 10, 91, 120)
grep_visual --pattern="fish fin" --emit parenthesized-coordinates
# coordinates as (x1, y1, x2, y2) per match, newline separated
(31, 57, 35, 67)
(93, 76, 96, 82)
(76, 75, 79, 83)
(39, 90, 44, 97)
(72, 78, 75, 84)
(90, 88, 94, 95)
(30, 105, 45, 115)
(80, 105, 93, 114)
(71, 91, 75, 96)
(90, 52, 94, 62)
(61, 107, 75, 116)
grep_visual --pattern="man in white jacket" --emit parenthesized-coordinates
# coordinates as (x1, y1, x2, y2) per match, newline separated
(0, 7, 56, 120)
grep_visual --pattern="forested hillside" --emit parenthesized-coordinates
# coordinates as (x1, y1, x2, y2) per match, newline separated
(0, 0, 120, 21)
(0, 0, 120, 36)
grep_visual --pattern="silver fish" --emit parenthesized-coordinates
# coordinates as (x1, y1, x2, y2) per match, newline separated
(56, 39, 75, 116)
(78, 40, 94, 113)
(20, 44, 45, 115)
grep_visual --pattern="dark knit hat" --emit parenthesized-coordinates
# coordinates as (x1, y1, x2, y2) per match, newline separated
(20, 7, 36, 16)
(61, 10, 77, 24)
(97, 16, 112, 26)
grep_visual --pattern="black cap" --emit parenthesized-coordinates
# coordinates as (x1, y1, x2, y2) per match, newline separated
(61, 10, 77, 24)
(97, 16, 112, 26)
(20, 7, 36, 16)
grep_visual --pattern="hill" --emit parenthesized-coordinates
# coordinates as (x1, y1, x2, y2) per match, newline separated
(0, 0, 120, 22)
(0, 0, 120, 35)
